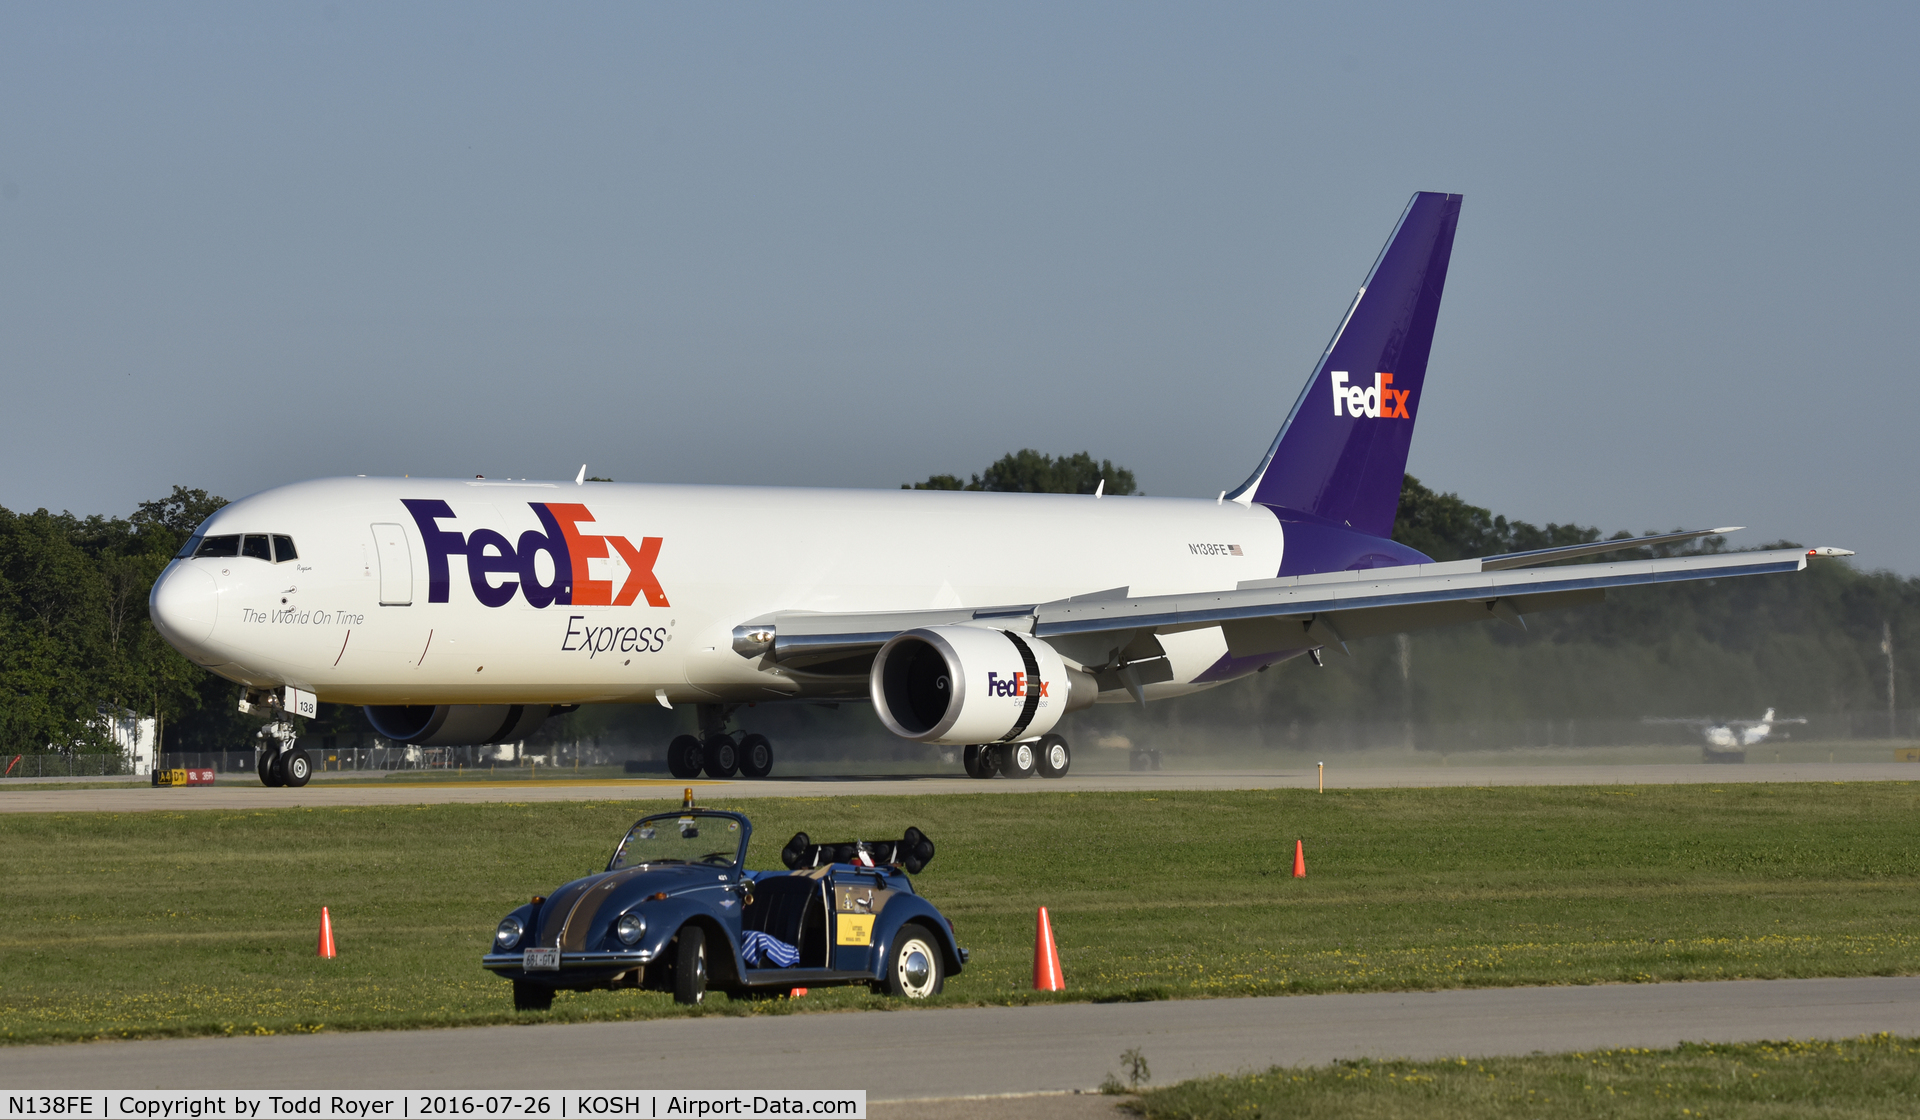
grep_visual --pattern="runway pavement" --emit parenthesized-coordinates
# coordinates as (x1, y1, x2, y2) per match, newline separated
(4, 762, 1917, 813)
(7, 977, 1918, 1115)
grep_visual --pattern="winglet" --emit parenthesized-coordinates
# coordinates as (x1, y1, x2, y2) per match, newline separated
(575, 464, 587, 486)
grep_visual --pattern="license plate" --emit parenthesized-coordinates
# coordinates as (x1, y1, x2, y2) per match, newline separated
(523, 947, 560, 971)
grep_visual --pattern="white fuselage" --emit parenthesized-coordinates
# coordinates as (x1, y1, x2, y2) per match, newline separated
(151, 477, 1289, 707)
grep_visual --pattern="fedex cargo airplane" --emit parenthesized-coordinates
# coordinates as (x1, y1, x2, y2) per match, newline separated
(147, 192, 1848, 787)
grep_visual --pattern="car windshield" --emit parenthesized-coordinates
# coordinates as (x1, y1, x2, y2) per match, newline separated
(608, 812, 745, 870)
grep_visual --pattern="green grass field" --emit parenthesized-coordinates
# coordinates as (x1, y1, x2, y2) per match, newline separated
(1125, 1035, 1920, 1118)
(5, 782, 1920, 1044)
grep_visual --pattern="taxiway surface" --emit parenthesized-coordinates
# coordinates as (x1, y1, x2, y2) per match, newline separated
(7, 977, 1917, 1106)
(4, 762, 1917, 813)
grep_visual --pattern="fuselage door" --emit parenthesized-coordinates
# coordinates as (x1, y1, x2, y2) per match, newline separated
(371, 523, 414, 606)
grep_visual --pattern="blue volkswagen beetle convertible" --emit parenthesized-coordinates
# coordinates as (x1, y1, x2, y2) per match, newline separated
(482, 807, 967, 1009)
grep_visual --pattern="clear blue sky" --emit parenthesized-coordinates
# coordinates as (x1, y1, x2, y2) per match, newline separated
(4, 3, 1915, 568)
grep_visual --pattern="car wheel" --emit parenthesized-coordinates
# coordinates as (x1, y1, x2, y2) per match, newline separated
(667, 735, 704, 779)
(283, 749, 312, 787)
(703, 735, 739, 779)
(258, 751, 284, 787)
(737, 734, 773, 778)
(512, 980, 553, 1011)
(963, 745, 997, 779)
(1036, 734, 1070, 778)
(672, 925, 708, 1006)
(999, 741, 1037, 779)
(883, 923, 944, 999)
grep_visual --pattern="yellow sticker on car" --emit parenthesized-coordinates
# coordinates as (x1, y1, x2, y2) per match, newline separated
(836, 915, 874, 946)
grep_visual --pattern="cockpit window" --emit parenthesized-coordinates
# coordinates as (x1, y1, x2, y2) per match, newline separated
(272, 535, 298, 563)
(194, 535, 240, 558)
(242, 535, 273, 561)
(175, 534, 203, 559)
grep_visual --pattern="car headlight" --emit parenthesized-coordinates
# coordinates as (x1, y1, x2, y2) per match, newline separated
(615, 912, 647, 946)
(495, 916, 524, 950)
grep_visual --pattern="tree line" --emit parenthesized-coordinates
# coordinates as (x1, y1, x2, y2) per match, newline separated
(1, 462, 1914, 758)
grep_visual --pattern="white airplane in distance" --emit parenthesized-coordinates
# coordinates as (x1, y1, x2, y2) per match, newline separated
(147, 192, 1854, 788)
(1648, 708, 1808, 759)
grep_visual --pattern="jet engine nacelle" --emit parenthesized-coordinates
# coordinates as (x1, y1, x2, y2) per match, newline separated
(870, 625, 1096, 745)
(363, 703, 554, 746)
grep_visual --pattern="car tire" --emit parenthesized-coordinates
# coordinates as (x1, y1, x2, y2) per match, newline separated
(258, 751, 284, 787)
(672, 925, 708, 1006)
(512, 980, 553, 1011)
(283, 749, 312, 787)
(882, 923, 944, 999)
(999, 741, 1037, 779)
(737, 734, 773, 778)
(1036, 734, 1070, 778)
(702, 735, 739, 779)
(963, 745, 997, 779)
(667, 735, 703, 779)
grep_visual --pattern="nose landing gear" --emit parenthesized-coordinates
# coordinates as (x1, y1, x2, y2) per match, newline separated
(256, 744, 311, 787)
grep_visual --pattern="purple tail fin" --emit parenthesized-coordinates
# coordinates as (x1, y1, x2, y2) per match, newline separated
(1227, 192, 1462, 538)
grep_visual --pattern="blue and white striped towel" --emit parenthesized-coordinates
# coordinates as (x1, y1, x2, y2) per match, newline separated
(741, 930, 801, 967)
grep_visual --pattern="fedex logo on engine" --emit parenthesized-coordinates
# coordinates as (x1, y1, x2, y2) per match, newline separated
(1330, 371, 1411, 419)
(986, 671, 1048, 699)
(402, 499, 668, 609)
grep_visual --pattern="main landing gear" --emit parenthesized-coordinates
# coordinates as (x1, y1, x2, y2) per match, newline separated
(668, 705, 775, 780)
(963, 734, 1071, 780)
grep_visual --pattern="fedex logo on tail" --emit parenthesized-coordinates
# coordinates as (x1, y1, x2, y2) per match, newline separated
(1330, 371, 1411, 419)
(402, 499, 668, 610)
(986, 671, 1048, 699)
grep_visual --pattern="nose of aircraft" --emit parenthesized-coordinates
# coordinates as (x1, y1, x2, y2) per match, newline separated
(150, 564, 219, 648)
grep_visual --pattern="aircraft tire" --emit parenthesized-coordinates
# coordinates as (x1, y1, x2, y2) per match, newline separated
(1036, 734, 1071, 778)
(667, 735, 704, 779)
(703, 734, 739, 779)
(737, 734, 773, 778)
(963, 745, 997, 779)
(258, 751, 284, 787)
(998, 741, 1037, 779)
(283, 749, 312, 787)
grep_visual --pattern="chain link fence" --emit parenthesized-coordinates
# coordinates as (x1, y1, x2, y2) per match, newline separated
(3, 753, 134, 778)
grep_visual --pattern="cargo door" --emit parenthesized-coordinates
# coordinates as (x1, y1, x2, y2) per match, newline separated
(371, 523, 413, 606)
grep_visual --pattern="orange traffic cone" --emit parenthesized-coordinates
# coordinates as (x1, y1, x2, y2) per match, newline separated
(1033, 906, 1065, 991)
(1292, 840, 1306, 878)
(317, 906, 337, 958)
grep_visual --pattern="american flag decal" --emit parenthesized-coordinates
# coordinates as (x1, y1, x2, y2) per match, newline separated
(1230, 544, 1243, 556)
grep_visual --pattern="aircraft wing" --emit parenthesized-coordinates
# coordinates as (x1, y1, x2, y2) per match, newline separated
(756, 543, 1832, 674)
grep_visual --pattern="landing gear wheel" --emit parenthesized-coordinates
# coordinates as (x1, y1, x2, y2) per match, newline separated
(512, 980, 554, 1011)
(667, 734, 704, 779)
(703, 735, 739, 779)
(672, 925, 708, 1006)
(882, 923, 945, 999)
(282, 749, 312, 787)
(999, 741, 1037, 779)
(963, 745, 998, 779)
(1036, 734, 1071, 778)
(737, 733, 773, 778)
(258, 751, 284, 787)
